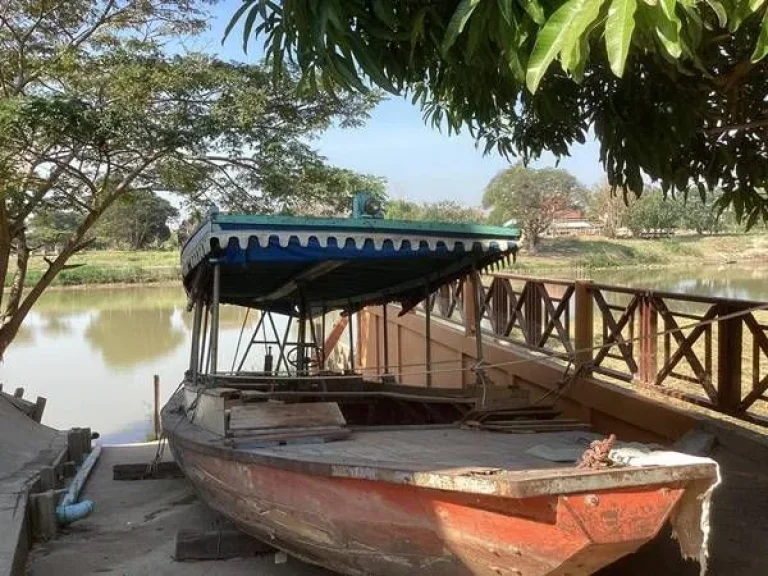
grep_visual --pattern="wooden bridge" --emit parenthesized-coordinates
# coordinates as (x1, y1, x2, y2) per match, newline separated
(356, 272, 768, 435)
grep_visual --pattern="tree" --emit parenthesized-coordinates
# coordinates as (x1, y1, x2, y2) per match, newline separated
(232, 1, 768, 224)
(0, 0, 381, 358)
(28, 209, 80, 253)
(679, 191, 727, 235)
(587, 185, 629, 238)
(623, 190, 683, 236)
(96, 191, 179, 250)
(386, 199, 486, 223)
(483, 165, 585, 252)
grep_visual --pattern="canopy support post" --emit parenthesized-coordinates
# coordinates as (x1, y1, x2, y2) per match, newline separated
(347, 309, 355, 372)
(209, 262, 221, 376)
(469, 268, 489, 406)
(382, 304, 389, 375)
(320, 305, 326, 370)
(297, 292, 308, 374)
(189, 299, 203, 383)
(199, 303, 209, 376)
(425, 285, 432, 388)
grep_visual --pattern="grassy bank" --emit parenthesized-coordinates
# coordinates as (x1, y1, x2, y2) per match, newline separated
(4, 234, 767, 288)
(514, 233, 768, 274)
(6, 250, 180, 287)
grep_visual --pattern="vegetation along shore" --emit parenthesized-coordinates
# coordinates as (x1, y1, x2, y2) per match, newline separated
(8, 233, 765, 290)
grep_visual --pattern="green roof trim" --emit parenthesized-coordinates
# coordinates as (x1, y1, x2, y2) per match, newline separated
(211, 213, 521, 239)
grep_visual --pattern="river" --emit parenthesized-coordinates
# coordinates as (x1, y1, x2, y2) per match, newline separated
(1, 263, 766, 442)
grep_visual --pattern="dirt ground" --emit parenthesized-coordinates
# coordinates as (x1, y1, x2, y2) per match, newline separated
(26, 439, 768, 576)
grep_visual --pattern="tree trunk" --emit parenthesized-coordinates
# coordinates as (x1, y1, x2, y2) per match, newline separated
(4, 228, 30, 319)
(0, 200, 11, 313)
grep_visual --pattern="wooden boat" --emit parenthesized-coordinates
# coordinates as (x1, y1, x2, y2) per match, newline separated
(163, 202, 719, 575)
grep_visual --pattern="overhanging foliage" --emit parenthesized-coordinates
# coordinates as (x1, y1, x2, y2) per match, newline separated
(231, 0, 768, 224)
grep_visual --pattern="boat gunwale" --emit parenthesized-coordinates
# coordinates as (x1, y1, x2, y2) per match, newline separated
(162, 389, 718, 500)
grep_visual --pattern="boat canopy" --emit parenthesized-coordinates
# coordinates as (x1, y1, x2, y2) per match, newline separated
(181, 212, 520, 315)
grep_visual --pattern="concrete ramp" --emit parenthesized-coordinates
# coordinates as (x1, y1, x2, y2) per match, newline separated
(0, 395, 66, 576)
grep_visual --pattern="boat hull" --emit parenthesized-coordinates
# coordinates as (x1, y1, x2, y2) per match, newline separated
(169, 437, 688, 575)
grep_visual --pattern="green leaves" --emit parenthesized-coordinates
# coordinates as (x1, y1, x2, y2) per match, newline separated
(228, 0, 768, 225)
(605, 0, 638, 76)
(526, 0, 605, 92)
(518, 0, 546, 24)
(442, 0, 484, 53)
(752, 8, 768, 62)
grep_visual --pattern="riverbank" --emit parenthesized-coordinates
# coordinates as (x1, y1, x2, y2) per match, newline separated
(6, 234, 768, 289)
(11, 250, 180, 288)
(514, 233, 768, 274)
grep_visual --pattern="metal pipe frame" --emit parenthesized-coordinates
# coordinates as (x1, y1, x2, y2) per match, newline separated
(209, 262, 221, 375)
(189, 299, 203, 382)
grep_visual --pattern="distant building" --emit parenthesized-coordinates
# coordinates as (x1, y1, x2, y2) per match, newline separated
(546, 209, 602, 237)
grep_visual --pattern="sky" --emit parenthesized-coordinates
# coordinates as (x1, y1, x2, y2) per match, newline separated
(190, 1, 606, 207)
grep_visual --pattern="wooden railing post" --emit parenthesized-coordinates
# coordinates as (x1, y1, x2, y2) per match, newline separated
(463, 272, 478, 337)
(525, 281, 543, 346)
(717, 304, 743, 413)
(638, 296, 658, 385)
(574, 280, 594, 370)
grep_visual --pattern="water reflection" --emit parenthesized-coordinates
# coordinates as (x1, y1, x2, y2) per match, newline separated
(588, 265, 768, 301)
(84, 308, 185, 369)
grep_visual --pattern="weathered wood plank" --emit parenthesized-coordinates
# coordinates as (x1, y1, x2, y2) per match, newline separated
(113, 461, 184, 481)
(228, 401, 345, 431)
(174, 528, 274, 561)
(184, 387, 226, 436)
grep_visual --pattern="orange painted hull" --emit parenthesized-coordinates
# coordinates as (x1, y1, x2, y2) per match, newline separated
(169, 439, 687, 575)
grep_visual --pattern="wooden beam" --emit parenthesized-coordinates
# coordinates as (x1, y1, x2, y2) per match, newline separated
(323, 314, 349, 360)
(255, 261, 345, 303)
(175, 528, 275, 561)
(113, 461, 184, 481)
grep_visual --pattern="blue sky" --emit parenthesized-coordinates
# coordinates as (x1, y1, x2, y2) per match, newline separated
(193, 1, 605, 207)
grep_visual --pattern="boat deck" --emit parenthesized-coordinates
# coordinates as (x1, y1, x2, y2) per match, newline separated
(243, 427, 594, 474)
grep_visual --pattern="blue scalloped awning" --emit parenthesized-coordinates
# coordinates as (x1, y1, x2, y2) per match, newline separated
(181, 213, 519, 314)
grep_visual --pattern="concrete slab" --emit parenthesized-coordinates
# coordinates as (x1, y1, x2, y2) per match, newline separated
(0, 397, 66, 576)
(26, 442, 332, 576)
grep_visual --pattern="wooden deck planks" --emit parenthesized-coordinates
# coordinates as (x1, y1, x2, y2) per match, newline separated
(246, 428, 600, 473)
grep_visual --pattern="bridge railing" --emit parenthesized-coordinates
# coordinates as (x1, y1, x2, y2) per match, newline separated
(418, 272, 768, 427)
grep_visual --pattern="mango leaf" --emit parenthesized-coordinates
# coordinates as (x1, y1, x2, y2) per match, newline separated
(224, 0, 258, 44)
(372, 0, 398, 29)
(526, 0, 604, 92)
(655, 4, 683, 58)
(442, 0, 483, 53)
(751, 8, 768, 62)
(728, 0, 764, 32)
(605, 0, 638, 76)
(241, 1, 262, 52)
(497, 0, 514, 24)
(518, 0, 546, 24)
(562, 29, 591, 80)
(659, 0, 677, 21)
(704, 0, 727, 27)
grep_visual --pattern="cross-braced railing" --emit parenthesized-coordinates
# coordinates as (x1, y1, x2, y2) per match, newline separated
(417, 272, 768, 427)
